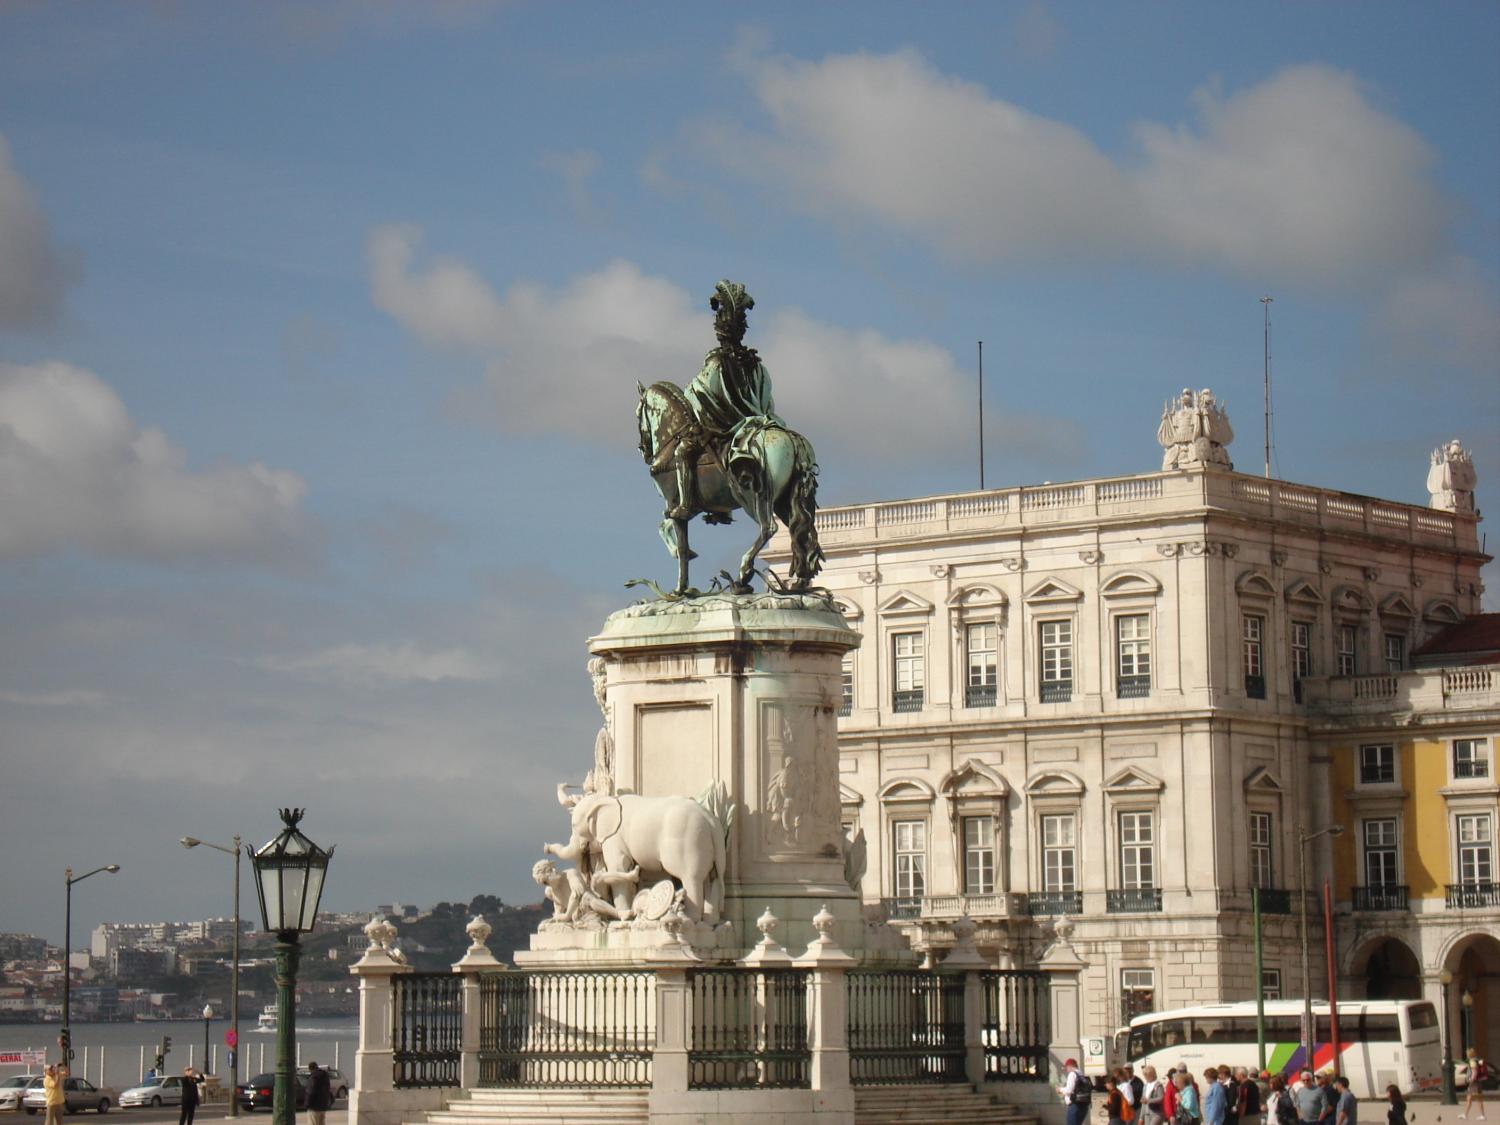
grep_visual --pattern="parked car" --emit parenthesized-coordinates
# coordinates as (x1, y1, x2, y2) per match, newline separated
(236, 1074, 306, 1113)
(22, 1078, 117, 1114)
(295, 1068, 348, 1102)
(0, 1077, 43, 1112)
(118, 1075, 197, 1109)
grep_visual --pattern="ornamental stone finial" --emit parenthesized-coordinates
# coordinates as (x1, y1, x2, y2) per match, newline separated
(755, 907, 780, 946)
(811, 904, 836, 943)
(465, 915, 492, 953)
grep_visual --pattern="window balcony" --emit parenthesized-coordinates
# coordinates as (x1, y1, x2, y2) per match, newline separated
(1025, 891, 1082, 916)
(964, 684, 997, 708)
(1040, 681, 1072, 703)
(1445, 882, 1500, 909)
(1107, 887, 1163, 913)
(879, 896, 924, 920)
(1245, 674, 1266, 699)
(838, 699, 852, 718)
(1250, 887, 1292, 914)
(1117, 675, 1151, 699)
(919, 893, 1021, 920)
(1353, 885, 1409, 912)
(892, 689, 924, 713)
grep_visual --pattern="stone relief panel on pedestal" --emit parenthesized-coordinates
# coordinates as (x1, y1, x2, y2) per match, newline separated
(761, 700, 841, 858)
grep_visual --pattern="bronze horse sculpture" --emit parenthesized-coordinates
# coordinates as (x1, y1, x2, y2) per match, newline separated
(633, 280, 823, 597)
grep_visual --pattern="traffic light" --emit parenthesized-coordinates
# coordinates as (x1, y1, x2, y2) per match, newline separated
(59, 1028, 70, 1053)
(154, 1055, 164, 1073)
(163, 1036, 172, 1054)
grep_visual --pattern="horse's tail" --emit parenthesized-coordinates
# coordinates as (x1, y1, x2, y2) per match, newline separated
(786, 436, 824, 588)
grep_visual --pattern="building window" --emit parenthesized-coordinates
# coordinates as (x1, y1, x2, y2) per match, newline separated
(1249, 812, 1274, 888)
(1456, 814, 1493, 885)
(892, 632, 924, 712)
(1121, 969, 1155, 1025)
(1242, 614, 1266, 698)
(892, 820, 927, 901)
(1292, 621, 1312, 680)
(1116, 614, 1151, 698)
(1364, 819, 1400, 887)
(839, 654, 854, 717)
(1118, 811, 1156, 889)
(965, 623, 998, 708)
(1454, 739, 1490, 780)
(1261, 969, 1283, 1000)
(1359, 744, 1396, 785)
(1039, 620, 1073, 702)
(1042, 814, 1077, 892)
(1336, 625, 1357, 676)
(962, 816, 996, 895)
(1384, 633, 1405, 673)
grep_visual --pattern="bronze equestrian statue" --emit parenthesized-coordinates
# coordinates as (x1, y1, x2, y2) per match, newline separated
(636, 281, 823, 596)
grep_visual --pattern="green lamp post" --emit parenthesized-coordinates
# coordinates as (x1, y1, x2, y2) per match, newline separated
(248, 810, 333, 1125)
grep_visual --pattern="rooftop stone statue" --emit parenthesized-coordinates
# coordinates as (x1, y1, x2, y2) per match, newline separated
(636, 281, 824, 597)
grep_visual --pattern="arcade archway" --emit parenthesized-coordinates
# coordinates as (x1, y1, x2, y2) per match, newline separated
(1444, 932, 1500, 1060)
(1355, 937, 1422, 1000)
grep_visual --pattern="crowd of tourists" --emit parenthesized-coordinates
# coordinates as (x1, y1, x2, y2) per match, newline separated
(1059, 1054, 1490, 1125)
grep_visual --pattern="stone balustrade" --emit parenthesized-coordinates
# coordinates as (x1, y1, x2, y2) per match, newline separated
(1301, 667, 1500, 714)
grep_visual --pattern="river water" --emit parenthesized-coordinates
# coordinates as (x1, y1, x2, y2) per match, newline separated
(0, 1018, 359, 1092)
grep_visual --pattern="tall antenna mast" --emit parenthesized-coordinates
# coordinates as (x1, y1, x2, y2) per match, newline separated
(978, 340, 986, 490)
(1261, 296, 1273, 478)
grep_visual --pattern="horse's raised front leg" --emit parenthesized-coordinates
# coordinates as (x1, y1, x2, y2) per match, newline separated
(735, 513, 776, 593)
(674, 517, 691, 596)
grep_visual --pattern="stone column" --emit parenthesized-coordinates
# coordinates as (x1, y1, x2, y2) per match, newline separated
(645, 922, 697, 1116)
(348, 919, 412, 1125)
(450, 916, 503, 1090)
(943, 917, 990, 1086)
(1038, 918, 1087, 1088)
(795, 905, 856, 1120)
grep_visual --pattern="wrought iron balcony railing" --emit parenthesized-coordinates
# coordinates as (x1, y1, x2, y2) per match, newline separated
(1252, 887, 1292, 914)
(892, 689, 924, 713)
(1107, 887, 1163, 913)
(1245, 674, 1266, 699)
(1025, 891, 1083, 916)
(965, 684, 998, 708)
(1117, 675, 1151, 699)
(838, 698, 852, 717)
(1352, 885, 1409, 912)
(1039, 681, 1072, 703)
(880, 896, 924, 920)
(1446, 882, 1500, 909)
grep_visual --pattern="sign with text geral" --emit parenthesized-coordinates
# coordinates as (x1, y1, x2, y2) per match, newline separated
(0, 1050, 47, 1067)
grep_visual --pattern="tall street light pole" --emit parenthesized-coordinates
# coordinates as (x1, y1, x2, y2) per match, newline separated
(181, 835, 242, 1116)
(1440, 969, 1457, 1104)
(1297, 823, 1343, 1067)
(62, 864, 121, 1066)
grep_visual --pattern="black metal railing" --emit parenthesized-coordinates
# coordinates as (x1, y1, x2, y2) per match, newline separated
(980, 971, 1050, 1082)
(1253, 887, 1292, 915)
(838, 698, 852, 717)
(478, 969, 653, 1088)
(1245, 674, 1266, 699)
(965, 684, 997, 708)
(1106, 887, 1162, 913)
(688, 969, 810, 1090)
(847, 969, 966, 1085)
(1040, 681, 1072, 703)
(1446, 882, 1500, 909)
(1026, 891, 1082, 916)
(1117, 675, 1151, 699)
(392, 972, 463, 1088)
(880, 896, 924, 920)
(1353, 885, 1409, 912)
(892, 689, 924, 713)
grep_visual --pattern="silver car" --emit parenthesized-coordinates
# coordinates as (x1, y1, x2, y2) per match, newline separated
(22, 1077, 117, 1114)
(0, 1078, 43, 1112)
(118, 1076, 194, 1109)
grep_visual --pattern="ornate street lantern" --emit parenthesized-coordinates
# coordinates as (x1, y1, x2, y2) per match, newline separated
(249, 810, 333, 1125)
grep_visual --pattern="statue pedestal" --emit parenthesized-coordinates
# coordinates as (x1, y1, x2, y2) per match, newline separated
(584, 592, 862, 955)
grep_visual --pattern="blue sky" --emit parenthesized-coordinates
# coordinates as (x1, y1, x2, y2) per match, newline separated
(1, 2, 1496, 943)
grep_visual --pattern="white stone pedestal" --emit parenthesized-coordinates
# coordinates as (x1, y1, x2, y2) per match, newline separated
(588, 592, 862, 955)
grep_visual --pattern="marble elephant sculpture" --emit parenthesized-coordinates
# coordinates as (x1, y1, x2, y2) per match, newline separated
(545, 789, 728, 922)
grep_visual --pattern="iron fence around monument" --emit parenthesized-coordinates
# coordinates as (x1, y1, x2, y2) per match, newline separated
(980, 970, 1050, 1081)
(687, 967, 811, 1090)
(847, 969, 966, 1085)
(392, 972, 463, 1088)
(477, 969, 654, 1088)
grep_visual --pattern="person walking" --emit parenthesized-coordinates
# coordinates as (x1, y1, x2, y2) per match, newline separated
(42, 1064, 67, 1125)
(1268, 1075, 1296, 1125)
(306, 1060, 334, 1125)
(1295, 1071, 1325, 1125)
(177, 1067, 199, 1125)
(1142, 1065, 1167, 1125)
(1333, 1076, 1357, 1125)
(1384, 1085, 1405, 1125)
(1108, 1075, 1130, 1125)
(1235, 1066, 1262, 1125)
(1204, 1069, 1229, 1125)
(1461, 1048, 1489, 1121)
(1179, 1071, 1203, 1125)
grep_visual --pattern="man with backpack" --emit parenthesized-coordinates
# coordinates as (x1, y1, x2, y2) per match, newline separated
(1061, 1058, 1093, 1125)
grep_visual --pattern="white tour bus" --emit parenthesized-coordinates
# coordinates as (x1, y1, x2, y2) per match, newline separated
(1123, 1000, 1443, 1098)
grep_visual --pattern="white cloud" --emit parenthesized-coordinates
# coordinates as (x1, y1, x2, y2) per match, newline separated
(259, 642, 495, 687)
(1371, 255, 1500, 377)
(0, 133, 71, 328)
(0, 361, 310, 564)
(704, 51, 1446, 286)
(368, 226, 1076, 460)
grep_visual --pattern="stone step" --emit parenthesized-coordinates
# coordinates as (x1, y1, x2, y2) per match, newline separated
(412, 1087, 648, 1125)
(854, 1083, 1044, 1125)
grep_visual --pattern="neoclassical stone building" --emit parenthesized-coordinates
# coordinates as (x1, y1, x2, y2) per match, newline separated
(765, 405, 1488, 1046)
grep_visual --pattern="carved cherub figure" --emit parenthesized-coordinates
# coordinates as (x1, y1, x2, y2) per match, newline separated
(532, 858, 637, 923)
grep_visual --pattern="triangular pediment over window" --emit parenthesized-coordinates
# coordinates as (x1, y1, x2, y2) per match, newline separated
(947, 584, 1007, 609)
(879, 778, 936, 803)
(1236, 570, 1276, 598)
(1100, 570, 1163, 598)
(1379, 593, 1416, 619)
(1024, 770, 1085, 796)
(1102, 765, 1165, 794)
(878, 590, 934, 616)
(1244, 766, 1284, 793)
(1024, 577, 1083, 604)
(1284, 579, 1324, 606)
(839, 782, 865, 808)
(940, 760, 1009, 798)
